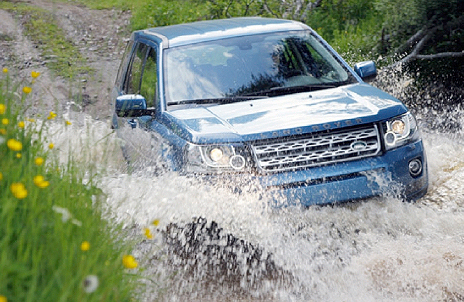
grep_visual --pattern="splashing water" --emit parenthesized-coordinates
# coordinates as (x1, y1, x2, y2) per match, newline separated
(47, 85, 464, 301)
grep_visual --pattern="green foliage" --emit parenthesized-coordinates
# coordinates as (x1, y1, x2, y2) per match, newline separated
(0, 71, 141, 301)
(131, 0, 210, 30)
(0, 2, 91, 79)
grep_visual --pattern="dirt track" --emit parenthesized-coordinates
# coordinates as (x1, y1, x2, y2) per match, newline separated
(0, 0, 131, 120)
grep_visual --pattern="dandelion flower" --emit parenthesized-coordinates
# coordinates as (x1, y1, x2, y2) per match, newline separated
(7, 138, 22, 151)
(0, 129, 6, 135)
(65, 120, 72, 126)
(47, 112, 57, 120)
(122, 255, 138, 269)
(22, 86, 32, 94)
(18, 121, 25, 128)
(31, 71, 40, 78)
(0, 104, 5, 114)
(10, 182, 27, 199)
(0, 295, 7, 302)
(2, 118, 8, 125)
(81, 241, 90, 251)
(0, 172, 3, 181)
(34, 157, 44, 166)
(82, 275, 99, 293)
(33, 175, 49, 188)
(48, 143, 54, 149)
(2, 68, 7, 73)
(144, 228, 153, 239)
(16, 153, 21, 159)
(153, 219, 160, 226)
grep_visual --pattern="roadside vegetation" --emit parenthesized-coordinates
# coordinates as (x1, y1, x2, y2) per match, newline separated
(0, 2, 91, 79)
(0, 70, 142, 301)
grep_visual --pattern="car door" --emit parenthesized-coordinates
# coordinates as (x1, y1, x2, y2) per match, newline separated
(115, 41, 161, 169)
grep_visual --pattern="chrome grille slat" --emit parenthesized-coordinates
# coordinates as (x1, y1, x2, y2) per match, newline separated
(251, 125, 381, 172)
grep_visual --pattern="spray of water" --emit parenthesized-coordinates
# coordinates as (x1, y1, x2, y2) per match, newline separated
(45, 75, 464, 301)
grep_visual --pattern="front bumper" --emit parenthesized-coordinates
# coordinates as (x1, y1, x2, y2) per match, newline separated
(257, 140, 428, 207)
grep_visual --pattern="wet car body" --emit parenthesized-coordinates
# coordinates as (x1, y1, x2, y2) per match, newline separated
(111, 17, 428, 206)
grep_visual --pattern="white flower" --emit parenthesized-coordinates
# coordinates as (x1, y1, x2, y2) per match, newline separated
(52, 206, 72, 223)
(83, 275, 99, 293)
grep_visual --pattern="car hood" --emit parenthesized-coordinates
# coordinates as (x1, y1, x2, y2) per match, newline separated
(165, 83, 407, 144)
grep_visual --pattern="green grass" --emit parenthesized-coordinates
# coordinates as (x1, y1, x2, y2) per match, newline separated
(0, 2, 91, 79)
(0, 70, 143, 301)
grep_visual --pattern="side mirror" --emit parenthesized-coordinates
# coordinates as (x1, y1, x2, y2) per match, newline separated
(354, 61, 377, 82)
(115, 94, 149, 117)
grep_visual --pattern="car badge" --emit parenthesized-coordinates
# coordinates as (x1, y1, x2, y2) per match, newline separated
(351, 141, 367, 151)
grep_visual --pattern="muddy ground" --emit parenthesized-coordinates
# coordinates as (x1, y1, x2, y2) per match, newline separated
(0, 0, 131, 120)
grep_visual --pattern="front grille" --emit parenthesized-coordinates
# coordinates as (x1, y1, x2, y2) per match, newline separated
(251, 125, 381, 172)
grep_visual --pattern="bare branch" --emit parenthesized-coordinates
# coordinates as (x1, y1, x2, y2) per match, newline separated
(394, 26, 427, 55)
(262, 0, 280, 18)
(416, 51, 464, 60)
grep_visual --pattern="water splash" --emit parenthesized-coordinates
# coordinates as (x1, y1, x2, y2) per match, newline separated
(45, 83, 464, 301)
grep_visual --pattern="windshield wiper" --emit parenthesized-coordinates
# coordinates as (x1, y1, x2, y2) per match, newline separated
(169, 95, 268, 106)
(242, 83, 338, 98)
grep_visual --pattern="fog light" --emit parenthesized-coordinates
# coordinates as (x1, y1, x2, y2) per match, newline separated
(385, 132, 396, 146)
(409, 158, 422, 177)
(229, 155, 246, 170)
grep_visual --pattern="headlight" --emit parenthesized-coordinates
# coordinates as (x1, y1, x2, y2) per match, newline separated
(383, 112, 420, 150)
(184, 143, 248, 173)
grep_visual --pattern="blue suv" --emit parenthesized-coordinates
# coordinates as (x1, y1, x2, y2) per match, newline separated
(111, 17, 428, 206)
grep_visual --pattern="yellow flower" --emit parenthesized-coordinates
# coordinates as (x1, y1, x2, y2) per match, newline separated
(16, 153, 21, 159)
(122, 255, 138, 269)
(81, 241, 90, 251)
(10, 182, 27, 199)
(144, 228, 153, 239)
(27, 118, 36, 122)
(0, 104, 5, 114)
(47, 112, 57, 120)
(2, 68, 8, 73)
(31, 71, 40, 78)
(0, 129, 6, 135)
(0, 172, 3, 181)
(18, 121, 25, 128)
(153, 219, 160, 226)
(48, 143, 54, 149)
(35, 157, 44, 166)
(22, 86, 32, 94)
(65, 120, 72, 126)
(0, 295, 7, 302)
(33, 175, 49, 188)
(7, 138, 22, 151)
(2, 118, 8, 125)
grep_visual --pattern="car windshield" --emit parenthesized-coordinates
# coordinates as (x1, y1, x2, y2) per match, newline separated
(164, 30, 357, 106)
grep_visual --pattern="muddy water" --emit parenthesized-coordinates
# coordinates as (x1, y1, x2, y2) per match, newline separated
(48, 101, 464, 301)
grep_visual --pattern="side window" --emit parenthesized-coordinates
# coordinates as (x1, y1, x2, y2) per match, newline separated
(123, 42, 158, 108)
(115, 40, 134, 88)
(124, 42, 148, 94)
(140, 47, 158, 108)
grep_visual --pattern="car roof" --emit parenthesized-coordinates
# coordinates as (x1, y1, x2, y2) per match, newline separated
(139, 17, 310, 48)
